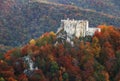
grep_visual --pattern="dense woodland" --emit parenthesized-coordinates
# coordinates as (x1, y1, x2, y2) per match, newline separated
(1, 0, 120, 47)
(0, 25, 120, 81)
(48, 0, 120, 17)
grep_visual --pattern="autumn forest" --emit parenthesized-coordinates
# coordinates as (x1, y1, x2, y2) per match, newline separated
(0, 25, 120, 81)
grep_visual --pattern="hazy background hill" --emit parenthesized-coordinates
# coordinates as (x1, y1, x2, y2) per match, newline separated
(48, 0, 120, 17)
(0, 0, 120, 47)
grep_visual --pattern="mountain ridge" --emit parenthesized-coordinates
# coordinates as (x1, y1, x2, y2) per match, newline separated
(47, 0, 120, 17)
(33, 0, 120, 19)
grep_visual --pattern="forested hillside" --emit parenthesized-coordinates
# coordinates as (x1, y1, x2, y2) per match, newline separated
(1, 0, 120, 81)
(48, 0, 120, 17)
(0, 25, 120, 81)
(0, 0, 120, 47)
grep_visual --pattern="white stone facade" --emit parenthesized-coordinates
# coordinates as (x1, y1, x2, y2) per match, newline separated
(86, 28, 101, 36)
(57, 19, 100, 38)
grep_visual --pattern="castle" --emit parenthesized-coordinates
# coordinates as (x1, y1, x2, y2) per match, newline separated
(57, 19, 101, 38)
(56, 19, 101, 43)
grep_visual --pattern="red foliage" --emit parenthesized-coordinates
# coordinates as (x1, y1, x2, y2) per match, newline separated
(56, 44, 65, 57)
(21, 45, 29, 56)
(103, 42, 115, 59)
(4, 48, 16, 60)
(0, 60, 15, 80)
(29, 70, 47, 81)
(58, 55, 81, 76)
(18, 74, 28, 81)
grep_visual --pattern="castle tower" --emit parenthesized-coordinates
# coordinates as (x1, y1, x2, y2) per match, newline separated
(75, 20, 89, 38)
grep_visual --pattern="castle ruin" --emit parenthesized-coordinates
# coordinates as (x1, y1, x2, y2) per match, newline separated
(57, 19, 101, 38)
(56, 19, 101, 45)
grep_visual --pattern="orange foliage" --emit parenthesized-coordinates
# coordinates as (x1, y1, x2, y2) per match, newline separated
(101, 71, 109, 81)
(4, 49, 16, 60)
(7, 77, 17, 81)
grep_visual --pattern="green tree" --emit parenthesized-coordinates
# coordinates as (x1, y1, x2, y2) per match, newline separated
(62, 72, 69, 81)
(50, 61, 59, 76)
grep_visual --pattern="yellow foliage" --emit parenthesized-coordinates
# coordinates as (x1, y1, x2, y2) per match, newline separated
(50, 31, 56, 36)
(29, 39, 36, 45)
(0, 77, 5, 81)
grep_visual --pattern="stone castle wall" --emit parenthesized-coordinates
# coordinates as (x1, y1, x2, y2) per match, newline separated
(61, 19, 89, 38)
(57, 19, 101, 40)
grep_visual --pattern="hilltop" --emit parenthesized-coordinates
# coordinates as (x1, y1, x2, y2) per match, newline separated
(0, 25, 120, 81)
